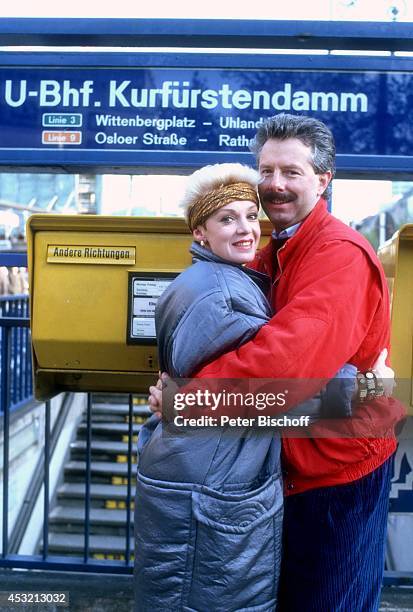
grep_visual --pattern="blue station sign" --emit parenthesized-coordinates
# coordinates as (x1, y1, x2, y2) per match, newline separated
(0, 54, 413, 174)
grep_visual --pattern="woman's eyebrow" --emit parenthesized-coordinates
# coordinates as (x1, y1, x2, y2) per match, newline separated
(217, 206, 257, 214)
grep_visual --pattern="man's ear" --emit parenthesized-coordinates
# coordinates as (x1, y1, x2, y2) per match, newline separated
(318, 171, 332, 196)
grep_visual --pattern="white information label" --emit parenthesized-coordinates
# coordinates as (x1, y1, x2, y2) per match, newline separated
(133, 297, 157, 317)
(128, 274, 175, 342)
(133, 279, 172, 297)
(132, 317, 156, 338)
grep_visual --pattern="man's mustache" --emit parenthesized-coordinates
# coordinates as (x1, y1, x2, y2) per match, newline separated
(260, 191, 297, 204)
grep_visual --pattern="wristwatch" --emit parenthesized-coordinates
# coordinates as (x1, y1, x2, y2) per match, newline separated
(356, 370, 385, 402)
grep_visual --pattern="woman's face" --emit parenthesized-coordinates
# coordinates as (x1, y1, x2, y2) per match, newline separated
(193, 200, 260, 264)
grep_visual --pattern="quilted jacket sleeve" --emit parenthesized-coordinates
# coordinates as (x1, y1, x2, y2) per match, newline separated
(163, 279, 271, 378)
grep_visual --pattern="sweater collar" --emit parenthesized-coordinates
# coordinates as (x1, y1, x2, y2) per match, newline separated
(272, 221, 302, 240)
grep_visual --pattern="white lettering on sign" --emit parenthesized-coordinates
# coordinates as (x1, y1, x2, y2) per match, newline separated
(219, 134, 252, 147)
(95, 132, 139, 145)
(95, 114, 196, 130)
(2, 78, 369, 112)
(4, 80, 95, 108)
(219, 117, 266, 129)
(107, 80, 368, 112)
(42, 131, 82, 145)
(142, 132, 187, 145)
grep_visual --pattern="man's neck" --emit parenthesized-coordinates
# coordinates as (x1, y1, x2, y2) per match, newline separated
(272, 222, 302, 240)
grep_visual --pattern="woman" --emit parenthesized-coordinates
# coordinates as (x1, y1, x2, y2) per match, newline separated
(134, 163, 382, 612)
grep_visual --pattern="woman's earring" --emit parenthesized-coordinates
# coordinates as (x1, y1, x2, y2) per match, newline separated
(200, 240, 205, 247)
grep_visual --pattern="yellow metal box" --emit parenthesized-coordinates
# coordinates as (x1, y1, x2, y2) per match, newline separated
(27, 214, 195, 399)
(378, 224, 413, 413)
(27, 213, 273, 400)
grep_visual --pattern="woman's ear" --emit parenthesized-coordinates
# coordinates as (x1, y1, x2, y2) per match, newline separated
(193, 227, 205, 243)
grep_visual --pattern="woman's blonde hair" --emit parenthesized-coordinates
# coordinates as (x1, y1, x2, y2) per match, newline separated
(181, 163, 260, 231)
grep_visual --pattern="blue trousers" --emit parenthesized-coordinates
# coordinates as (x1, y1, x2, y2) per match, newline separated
(277, 454, 395, 612)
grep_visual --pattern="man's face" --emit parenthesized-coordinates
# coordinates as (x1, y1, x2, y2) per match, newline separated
(258, 138, 331, 232)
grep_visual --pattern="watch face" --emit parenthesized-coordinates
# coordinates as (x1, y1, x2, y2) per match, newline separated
(366, 371, 375, 379)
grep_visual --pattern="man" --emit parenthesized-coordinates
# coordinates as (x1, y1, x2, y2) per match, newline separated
(150, 114, 399, 611)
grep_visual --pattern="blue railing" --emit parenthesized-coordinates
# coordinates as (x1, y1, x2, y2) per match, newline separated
(0, 252, 135, 574)
(0, 390, 136, 574)
(0, 295, 32, 414)
(0, 309, 135, 573)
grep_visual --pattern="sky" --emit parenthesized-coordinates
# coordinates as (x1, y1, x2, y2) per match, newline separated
(0, 0, 412, 21)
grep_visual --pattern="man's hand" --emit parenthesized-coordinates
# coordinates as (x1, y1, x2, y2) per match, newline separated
(372, 348, 395, 397)
(148, 372, 169, 417)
